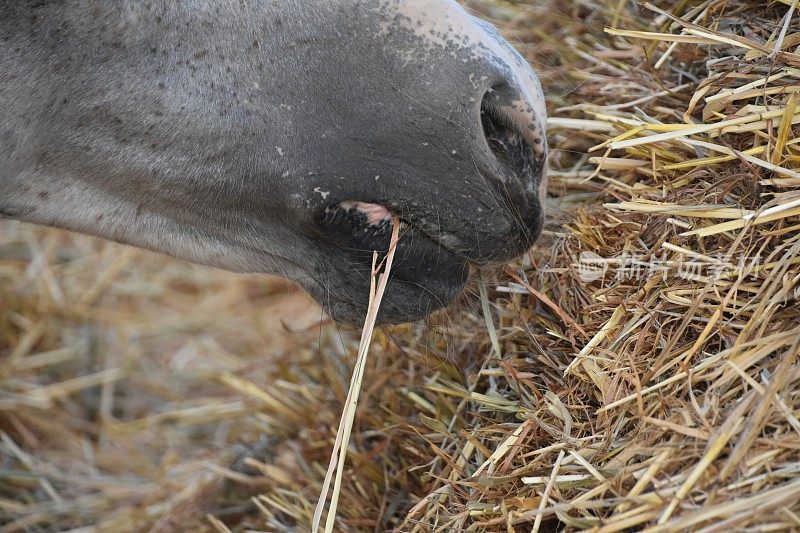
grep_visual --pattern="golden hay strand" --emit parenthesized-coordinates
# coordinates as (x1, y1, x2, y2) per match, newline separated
(313, 219, 401, 533)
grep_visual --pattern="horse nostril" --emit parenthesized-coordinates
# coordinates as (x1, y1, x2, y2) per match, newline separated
(480, 90, 538, 188)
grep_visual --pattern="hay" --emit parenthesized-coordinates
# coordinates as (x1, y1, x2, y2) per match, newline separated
(2, 0, 800, 531)
(314, 220, 401, 532)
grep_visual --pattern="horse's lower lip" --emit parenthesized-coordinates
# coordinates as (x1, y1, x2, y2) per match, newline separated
(309, 204, 469, 324)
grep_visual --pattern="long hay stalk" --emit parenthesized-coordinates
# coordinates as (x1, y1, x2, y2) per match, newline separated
(312, 219, 401, 532)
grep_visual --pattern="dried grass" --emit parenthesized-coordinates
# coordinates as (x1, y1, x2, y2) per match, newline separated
(3, 0, 800, 531)
(314, 220, 402, 533)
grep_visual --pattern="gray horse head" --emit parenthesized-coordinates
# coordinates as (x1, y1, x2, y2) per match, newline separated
(0, 0, 547, 325)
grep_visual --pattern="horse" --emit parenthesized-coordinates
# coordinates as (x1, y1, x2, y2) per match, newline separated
(0, 0, 547, 325)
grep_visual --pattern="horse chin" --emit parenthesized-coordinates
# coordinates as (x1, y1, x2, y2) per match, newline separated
(309, 205, 469, 325)
(306, 264, 469, 326)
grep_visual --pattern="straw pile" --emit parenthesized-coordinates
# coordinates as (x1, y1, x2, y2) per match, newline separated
(2, 0, 800, 531)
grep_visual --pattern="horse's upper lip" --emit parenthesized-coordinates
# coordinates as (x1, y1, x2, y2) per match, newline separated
(323, 201, 464, 258)
(338, 201, 392, 226)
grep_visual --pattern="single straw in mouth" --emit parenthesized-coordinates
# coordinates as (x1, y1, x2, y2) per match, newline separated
(339, 201, 392, 226)
(313, 217, 401, 533)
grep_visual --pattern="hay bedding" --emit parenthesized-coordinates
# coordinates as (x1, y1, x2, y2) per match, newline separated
(2, 0, 800, 531)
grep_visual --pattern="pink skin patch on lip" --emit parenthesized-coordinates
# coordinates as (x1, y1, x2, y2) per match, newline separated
(340, 201, 392, 226)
